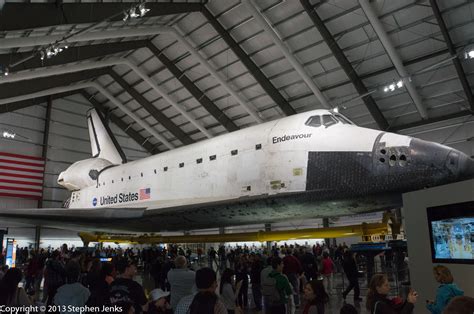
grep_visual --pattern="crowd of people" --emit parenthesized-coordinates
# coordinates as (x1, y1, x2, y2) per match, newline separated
(0, 243, 472, 314)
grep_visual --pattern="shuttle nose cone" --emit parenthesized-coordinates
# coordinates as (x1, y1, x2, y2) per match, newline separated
(456, 153, 474, 180)
(407, 138, 473, 186)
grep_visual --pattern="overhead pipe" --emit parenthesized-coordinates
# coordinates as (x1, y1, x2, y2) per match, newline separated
(0, 57, 213, 138)
(359, 0, 428, 119)
(242, 0, 331, 109)
(0, 26, 263, 123)
(0, 82, 175, 150)
(78, 222, 388, 244)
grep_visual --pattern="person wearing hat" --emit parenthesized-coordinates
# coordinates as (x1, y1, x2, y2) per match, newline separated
(110, 259, 148, 314)
(148, 289, 172, 314)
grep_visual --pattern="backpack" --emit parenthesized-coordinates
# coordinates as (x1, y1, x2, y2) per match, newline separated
(261, 273, 282, 306)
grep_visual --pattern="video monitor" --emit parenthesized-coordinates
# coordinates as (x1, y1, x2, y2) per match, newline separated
(427, 201, 474, 264)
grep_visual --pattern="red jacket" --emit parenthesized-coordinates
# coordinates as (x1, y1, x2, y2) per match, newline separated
(321, 258, 334, 275)
(283, 255, 302, 275)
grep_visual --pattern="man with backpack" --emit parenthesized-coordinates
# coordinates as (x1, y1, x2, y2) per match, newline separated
(262, 257, 293, 314)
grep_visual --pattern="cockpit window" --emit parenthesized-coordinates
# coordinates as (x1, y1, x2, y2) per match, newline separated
(334, 113, 353, 125)
(306, 113, 354, 128)
(322, 114, 338, 127)
(305, 116, 322, 127)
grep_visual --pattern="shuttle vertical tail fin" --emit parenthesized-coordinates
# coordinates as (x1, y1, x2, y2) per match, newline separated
(87, 109, 127, 164)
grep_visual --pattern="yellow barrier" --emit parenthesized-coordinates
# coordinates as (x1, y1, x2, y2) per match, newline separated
(78, 222, 388, 244)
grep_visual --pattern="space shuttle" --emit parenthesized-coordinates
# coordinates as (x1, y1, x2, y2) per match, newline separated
(1, 108, 473, 232)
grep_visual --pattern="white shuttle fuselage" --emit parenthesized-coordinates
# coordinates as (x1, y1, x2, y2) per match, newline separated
(66, 110, 384, 210)
(4, 108, 472, 233)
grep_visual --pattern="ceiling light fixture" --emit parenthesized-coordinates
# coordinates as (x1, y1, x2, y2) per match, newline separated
(122, 12, 129, 22)
(40, 44, 69, 61)
(2, 130, 15, 139)
(123, 2, 150, 22)
(138, 3, 150, 17)
(0, 65, 8, 77)
(129, 7, 140, 19)
(465, 50, 474, 59)
(383, 79, 406, 93)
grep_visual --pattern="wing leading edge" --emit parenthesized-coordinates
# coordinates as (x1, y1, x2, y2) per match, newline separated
(0, 207, 146, 233)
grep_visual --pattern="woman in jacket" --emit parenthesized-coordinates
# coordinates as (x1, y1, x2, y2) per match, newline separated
(426, 265, 464, 314)
(366, 274, 417, 314)
(302, 280, 329, 314)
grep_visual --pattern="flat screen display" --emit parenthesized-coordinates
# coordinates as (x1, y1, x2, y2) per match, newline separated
(5, 238, 16, 268)
(427, 201, 474, 264)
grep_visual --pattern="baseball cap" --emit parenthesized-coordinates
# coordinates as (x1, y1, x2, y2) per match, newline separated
(150, 289, 170, 301)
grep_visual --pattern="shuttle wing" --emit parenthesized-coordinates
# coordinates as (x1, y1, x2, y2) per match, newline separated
(0, 192, 403, 233)
(0, 207, 146, 233)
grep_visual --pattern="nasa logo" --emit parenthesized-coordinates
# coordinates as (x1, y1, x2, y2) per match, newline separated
(92, 197, 97, 207)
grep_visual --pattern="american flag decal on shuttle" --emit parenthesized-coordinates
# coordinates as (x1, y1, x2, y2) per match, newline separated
(139, 188, 150, 200)
(0, 152, 44, 200)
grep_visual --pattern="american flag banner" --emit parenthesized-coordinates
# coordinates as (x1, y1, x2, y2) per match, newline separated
(0, 152, 45, 200)
(139, 188, 151, 200)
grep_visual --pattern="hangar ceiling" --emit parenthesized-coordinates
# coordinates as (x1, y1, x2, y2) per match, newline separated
(0, 0, 473, 156)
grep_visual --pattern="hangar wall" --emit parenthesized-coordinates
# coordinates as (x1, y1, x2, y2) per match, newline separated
(403, 179, 474, 313)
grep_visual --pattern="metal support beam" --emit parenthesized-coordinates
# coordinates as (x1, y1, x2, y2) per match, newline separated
(245, 0, 331, 110)
(34, 226, 41, 251)
(0, 66, 192, 147)
(0, 81, 175, 149)
(80, 91, 159, 155)
(0, 68, 110, 99)
(0, 26, 264, 124)
(0, 2, 202, 31)
(390, 110, 472, 132)
(146, 42, 239, 132)
(323, 218, 330, 247)
(34, 96, 53, 249)
(202, 7, 297, 116)
(284, 49, 450, 105)
(359, 0, 428, 119)
(0, 40, 148, 72)
(265, 223, 272, 252)
(1, 58, 212, 139)
(0, 89, 160, 154)
(0, 90, 78, 113)
(429, 0, 474, 112)
(108, 70, 194, 146)
(37, 96, 52, 208)
(219, 227, 225, 247)
(301, 0, 389, 130)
